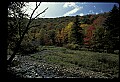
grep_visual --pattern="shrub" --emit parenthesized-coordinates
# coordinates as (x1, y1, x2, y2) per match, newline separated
(20, 41, 39, 55)
(65, 43, 80, 50)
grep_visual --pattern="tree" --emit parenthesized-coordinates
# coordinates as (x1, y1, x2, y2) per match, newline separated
(69, 15, 83, 45)
(39, 28, 46, 45)
(64, 22, 73, 44)
(103, 5, 119, 53)
(92, 26, 105, 52)
(91, 15, 106, 52)
(7, 2, 48, 64)
(83, 25, 96, 49)
(55, 29, 63, 46)
(47, 29, 56, 45)
(93, 16, 106, 27)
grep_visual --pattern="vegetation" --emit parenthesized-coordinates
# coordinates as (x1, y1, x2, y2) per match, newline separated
(15, 5, 119, 54)
(7, 3, 119, 78)
(103, 5, 119, 53)
(30, 46, 119, 78)
(7, 2, 48, 63)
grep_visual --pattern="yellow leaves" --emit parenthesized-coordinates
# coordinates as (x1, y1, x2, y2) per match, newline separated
(80, 24, 89, 28)
(55, 22, 74, 43)
(64, 22, 73, 32)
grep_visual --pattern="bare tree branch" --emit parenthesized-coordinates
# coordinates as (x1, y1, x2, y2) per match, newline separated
(29, 2, 41, 20)
(36, 2, 37, 7)
(31, 7, 48, 22)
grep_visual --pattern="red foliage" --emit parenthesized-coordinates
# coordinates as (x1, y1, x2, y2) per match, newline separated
(84, 25, 95, 45)
(88, 26, 95, 30)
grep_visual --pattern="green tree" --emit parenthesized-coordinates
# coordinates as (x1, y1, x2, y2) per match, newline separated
(103, 5, 119, 53)
(92, 26, 105, 52)
(69, 15, 83, 45)
(48, 29, 56, 45)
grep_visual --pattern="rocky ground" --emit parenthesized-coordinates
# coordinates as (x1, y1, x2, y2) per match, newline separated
(7, 50, 116, 78)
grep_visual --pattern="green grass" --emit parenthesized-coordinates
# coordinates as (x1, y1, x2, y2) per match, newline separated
(31, 46, 119, 77)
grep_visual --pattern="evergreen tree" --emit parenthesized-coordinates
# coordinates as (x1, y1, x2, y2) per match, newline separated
(103, 5, 119, 53)
(69, 15, 83, 45)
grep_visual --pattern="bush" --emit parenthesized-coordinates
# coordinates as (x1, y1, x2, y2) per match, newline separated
(65, 43, 80, 50)
(20, 41, 39, 55)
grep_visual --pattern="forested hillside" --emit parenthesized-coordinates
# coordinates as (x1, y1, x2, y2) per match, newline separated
(15, 10, 119, 55)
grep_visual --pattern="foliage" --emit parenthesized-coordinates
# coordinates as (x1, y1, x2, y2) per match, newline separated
(31, 46, 119, 78)
(55, 22, 73, 46)
(92, 26, 105, 51)
(84, 25, 96, 48)
(68, 15, 83, 45)
(65, 43, 80, 50)
(103, 5, 119, 53)
(20, 41, 39, 55)
(7, 2, 48, 63)
(8, 2, 27, 55)
(7, 3, 119, 65)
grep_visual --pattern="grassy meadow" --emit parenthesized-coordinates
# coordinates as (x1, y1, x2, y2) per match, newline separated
(29, 46, 119, 78)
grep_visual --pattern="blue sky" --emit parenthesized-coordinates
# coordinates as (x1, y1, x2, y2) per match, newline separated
(23, 2, 119, 18)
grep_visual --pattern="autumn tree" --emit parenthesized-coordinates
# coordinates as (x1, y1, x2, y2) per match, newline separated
(90, 15, 106, 51)
(83, 25, 96, 49)
(55, 29, 63, 46)
(63, 22, 73, 44)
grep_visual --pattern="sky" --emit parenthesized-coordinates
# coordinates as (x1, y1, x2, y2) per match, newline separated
(23, 2, 119, 18)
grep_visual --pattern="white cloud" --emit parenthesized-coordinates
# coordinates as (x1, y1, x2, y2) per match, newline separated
(80, 13, 84, 16)
(63, 2, 83, 16)
(63, 7, 80, 16)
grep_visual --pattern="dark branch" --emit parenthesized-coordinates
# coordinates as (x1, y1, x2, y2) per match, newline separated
(29, 2, 41, 20)
(31, 7, 48, 22)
